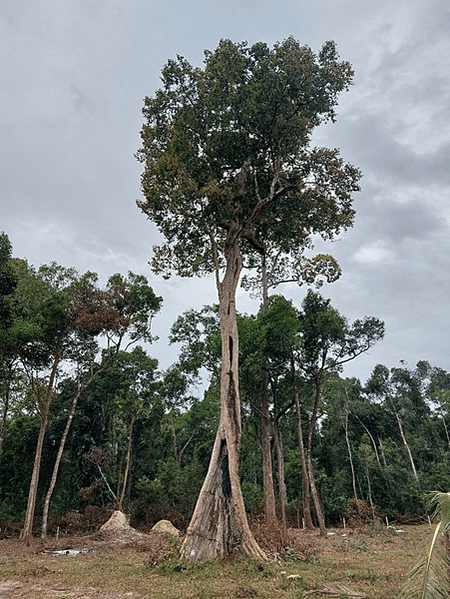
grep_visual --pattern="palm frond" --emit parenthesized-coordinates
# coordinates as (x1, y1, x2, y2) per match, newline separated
(429, 492, 450, 531)
(399, 493, 450, 599)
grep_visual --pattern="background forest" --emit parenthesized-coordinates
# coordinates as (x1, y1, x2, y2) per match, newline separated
(2, 231, 450, 539)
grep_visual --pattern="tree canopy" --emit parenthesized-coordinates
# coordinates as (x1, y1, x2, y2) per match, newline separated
(137, 37, 361, 280)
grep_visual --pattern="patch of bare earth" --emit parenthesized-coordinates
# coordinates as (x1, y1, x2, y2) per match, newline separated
(0, 513, 178, 598)
(0, 521, 428, 598)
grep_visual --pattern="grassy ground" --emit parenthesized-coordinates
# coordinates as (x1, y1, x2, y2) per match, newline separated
(0, 524, 430, 598)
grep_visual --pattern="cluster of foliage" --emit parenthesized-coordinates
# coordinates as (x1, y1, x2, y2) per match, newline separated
(1, 233, 450, 541)
(169, 297, 450, 527)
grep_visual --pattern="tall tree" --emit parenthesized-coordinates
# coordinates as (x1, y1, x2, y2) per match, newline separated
(137, 37, 360, 560)
(110, 347, 159, 511)
(290, 349, 314, 529)
(238, 296, 298, 528)
(19, 265, 161, 545)
(40, 273, 162, 540)
(0, 257, 50, 470)
(296, 290, 384, 535)
(19, 263, 80, 545)
(366, 363, 431, 485)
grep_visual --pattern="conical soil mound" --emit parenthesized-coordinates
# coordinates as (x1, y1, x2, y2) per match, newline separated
(98, 511, 147, 541)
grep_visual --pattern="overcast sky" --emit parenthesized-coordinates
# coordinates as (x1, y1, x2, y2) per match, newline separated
(1, 0, 449, 384)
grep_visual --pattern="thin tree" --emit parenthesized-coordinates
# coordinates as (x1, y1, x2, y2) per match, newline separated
(20, 264, 81, 545)
(366, 364, 420, 484)
(290, 350, 314, 528)
(259, 266, 277, 527)
(342, 387, 358, 504)
(254, 253, 339, 528)
(21, 356, 60, 545)
(41, 275, 161, 541)
(296, 290, 384, 536)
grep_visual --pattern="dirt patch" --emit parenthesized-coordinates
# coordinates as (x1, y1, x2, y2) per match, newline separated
(0, 579, 119, 599)
(0, 523, 177, 599)
(0, 524, 429, 599)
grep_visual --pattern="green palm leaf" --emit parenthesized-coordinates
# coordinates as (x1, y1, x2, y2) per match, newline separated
(399, 493, 450, 599)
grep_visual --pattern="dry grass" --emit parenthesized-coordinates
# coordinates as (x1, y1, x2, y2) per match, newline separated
(0, 524, 430, 599)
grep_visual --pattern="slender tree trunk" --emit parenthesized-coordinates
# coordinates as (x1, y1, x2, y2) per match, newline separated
(41, 385, 82, 542)
(181, 232, 265, 561)
(116, 452, 124, 505)
(178, 426, 199, 467)
(390, 398, 419, 482)
(261, 369, 277, 526)
(97, 463, 118, 503)
(378, 437, 388, 468)
(342, 390, 357, 504)
(119, 415, 134, 510)
(363, 461, 376, 519)
(290, 352, 313, 529)
(355, 415, 382, 469)
(272, 416, 287, 532)
(438, 404, 450, 452)
(344, 418, 357, 504)
(170, 412, 178, 464)
(21, 354, 60, 545)
(260, 256, 277, 526)
(307, 377, 326, 537)
(41, 364, 112, 542)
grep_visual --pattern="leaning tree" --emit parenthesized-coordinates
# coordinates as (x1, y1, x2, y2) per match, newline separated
(137, 37, 361, 560)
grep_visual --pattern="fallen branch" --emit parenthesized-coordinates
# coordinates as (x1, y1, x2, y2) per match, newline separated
(306, 585, 368, 598)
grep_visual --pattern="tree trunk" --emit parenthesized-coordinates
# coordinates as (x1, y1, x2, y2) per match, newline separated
(439, 404, 450, 452)
(261, 370, 277, 526)
(21, 354, 60, 545)
(390, 398, 419, 482)
(41, 364, 110, 542)
(342, 389, 357, 504)
(355, 414, 382, 469)
(290, 352, 313, 529)
(259, 258, 277, 527)
(378, 437, 388, 468)
(272, 415, 287, 532)
(170, 412, 178, 463)
(181, 233, 265, 561)
(116, 452, 124, 504)
(119, 415, 134, 510)
(307, 377, 326, 537)
(41, 384, 81, 542)
(363, 461, 376, 518)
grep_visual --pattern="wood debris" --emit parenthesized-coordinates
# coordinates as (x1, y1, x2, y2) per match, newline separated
(306, 585, 368, 597)
(280, 572, 302, 581)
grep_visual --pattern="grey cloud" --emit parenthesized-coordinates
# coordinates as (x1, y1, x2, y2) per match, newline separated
(2, 0, 450, 381)
(335, 114, 450, 188)
(371, 200, 445, 244)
